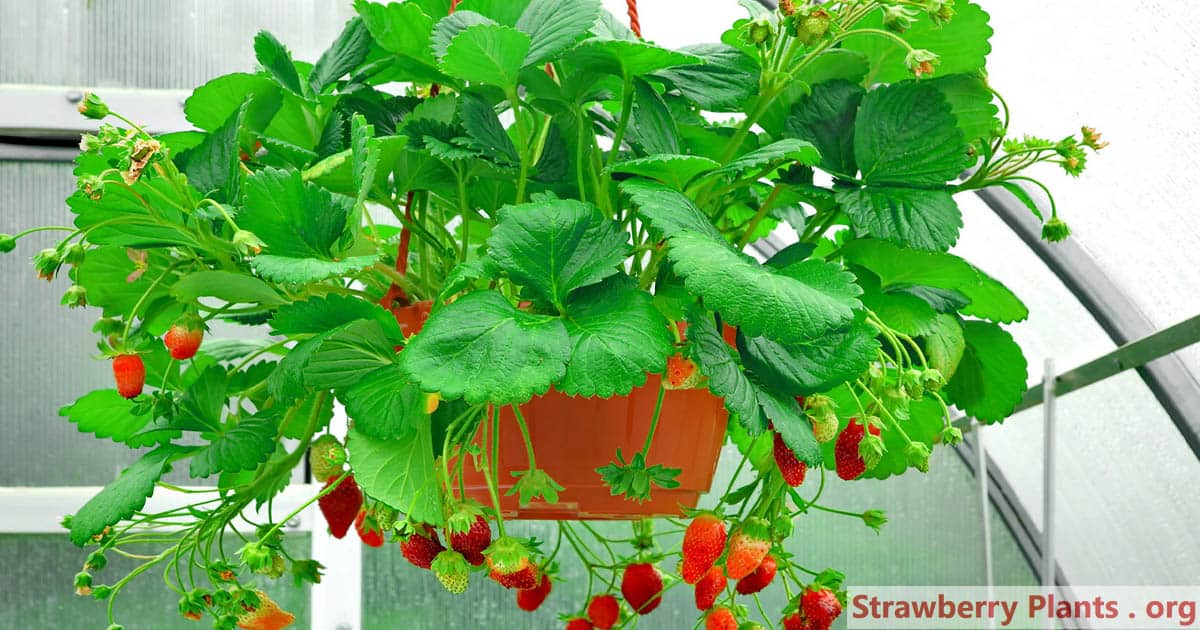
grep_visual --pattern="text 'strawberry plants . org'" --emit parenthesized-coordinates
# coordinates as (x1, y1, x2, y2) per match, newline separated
(0, 0, 1100, 627)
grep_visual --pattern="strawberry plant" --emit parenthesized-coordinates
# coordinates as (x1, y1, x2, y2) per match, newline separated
(0, 0, 1101, 627)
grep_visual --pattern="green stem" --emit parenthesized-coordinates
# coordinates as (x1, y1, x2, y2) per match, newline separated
(639, 384, 667, 457)
(121, 262, 184, 342)
(482, 407, 507, 537)
(605, 72, 637, 169)
(510, 405, 538, 470)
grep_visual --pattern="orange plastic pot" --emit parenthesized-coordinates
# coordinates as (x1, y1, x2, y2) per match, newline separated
(394, 301, 730, 520)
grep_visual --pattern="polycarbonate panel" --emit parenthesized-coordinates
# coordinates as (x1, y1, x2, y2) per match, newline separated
(985, 0, 1200, 375)
(0, 532, 311, 629)
(0, 0, 355, 89)
(362, 447, 1037, 629)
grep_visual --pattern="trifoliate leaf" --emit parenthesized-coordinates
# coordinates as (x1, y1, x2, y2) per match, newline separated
(487, 199, 630, 309)
(839, 238, 1027, 323)
(558, 277, 673, 398)
(357, 0, 438, 65)
(240, 167, 354, 259)
(854, 82, 970, 187)
(399, 291, 570, 404)
(515, 0, 601, 66)
(737, 321, 879, 397)
(69, 446, 185, 546)
(669, 232, 860, 344)
(607, 155, 719, 191)
(835, 186, 963, 252)
(189, 416, 277, 478)
(60, 390, 172, 447)
(303, 319, 397, 391)
(440, 24, 530, 90)
(341, 364, 427, 440)
(654, 43, 759, 112)
(945, 320, 1027, 424)
(620, 179, 723, 240)
(785, 79, 864, 178)
(347, 424, 442, 525)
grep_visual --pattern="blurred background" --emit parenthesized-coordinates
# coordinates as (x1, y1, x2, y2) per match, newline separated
(1, 0, 1198, 628)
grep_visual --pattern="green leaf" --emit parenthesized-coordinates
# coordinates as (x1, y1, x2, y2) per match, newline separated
(559, 277, 673, 398)
(515, 0, 600, 66)
(341, 364, 427, 440)
(350, 114, 380, 206)
(654, 43, 759, 112)
(310, 17, 371, 93)
(184, 73, 279, 132)
(854, 82, 969, 187)
(564, 39, 703, 78)
(357, 0, 437, 62)
(303, 319, 397, 391)
(269, 332, 333, 403)
(737, 321, 879, 397)
(459, 93, 519, 164)
(924, 313, 966, 380)
(707, 138, 821, 181)
(189, 416, 277, 478)
(179, 365, 228, 429)
(844, 1, 993, 85)
(281, 391, 334, 440)
(440, 24, 530, 89)
(270, 294, 404, 342)
(860, 282, 938, 337)
(60, 390, 169, 446)
(250, 254, 380, 284)
(400, 291, 570, 404)
(945, 320, 1027, 423)
(687, 308, 765, 435)
(607, 155, 719, 191)
(835, 186, 963, 252)
(240, 167, 354, 258)
(172, 271, 286, 306)
(347, 424, 442, 525)
(927, 74, 999, 146)
(669, 232, 860, 344)
(620, 178, 723, 240)
(74, 247, 178, 320)
(785, 79, 864, 178)
(254, 31, 305, 94)
(994, 181, 1044, 221)
(759, 390, 822, 466)
(69, 446, 183, 546)
(179, 98, 249, 202)
(628, 78, 679, 155)
(839, 238, 1027, 323)
(458, 0, 529, 25)
(487, 199, 630, 308)
(431, 11, 498, 59)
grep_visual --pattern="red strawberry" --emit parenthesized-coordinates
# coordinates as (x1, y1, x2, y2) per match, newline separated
(835, 417, 880, 481)
(354, 509, 385, 548)
(515, 573, 552, 611)
(400, 526, 445, 569)
(163, 318, 203, 360)
(587, 594, 620, 629)
(725, 517, 771, 580)
(694, 565, 726, 611)
(448, 514, 491, 567)
(781, 612, 813, 630)
(801, 587, 843, 627)
(621, 563, 663, 615)
(236, 590, 294, 630)
(486, 537, 539, 590)
(317, 476, 362, 539)
(566, 619, 594, 630)
(681, 512, 726, 583)
(773, 432, 807, 487)
(735, 555, 776, 595)
(112, 354, 145, 399)
(706, 607, 737, 630)
(664, 353, 703, 389)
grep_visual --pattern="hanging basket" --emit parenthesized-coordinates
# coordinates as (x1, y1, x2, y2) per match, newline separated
(393, 301, 730, 519)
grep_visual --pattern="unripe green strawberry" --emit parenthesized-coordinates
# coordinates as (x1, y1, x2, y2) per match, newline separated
(810, 411, 839, 443)
(112, 354, 145, 399)
(795, 9, 831, 45)
(431, 550, 471, 594)
(0, 233, 16, 253)
(725, 517, 771, 580)
(309, 435, 346, 482)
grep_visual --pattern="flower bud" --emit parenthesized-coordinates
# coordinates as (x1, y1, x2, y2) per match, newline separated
(74, 571, 93, 596)
(233, 230, 266, 256)
(926, 0, 955, 25)
(1081, 126, 1109, 151)
(920, 368, 946, 393)
(62, 285, 88, 308)
(940, 424, 964, 446)
(905, 442, 931, 473)
(64, 242, 88, 265)
(85, 551, 107, 570)
(91, 584, 113, 600)
(905, 49, 939, 78)
(77, 93, 111, 120)
(0, 233, 16, 253)
(237, 542, 272, 572)
(1042, 216, 1072, 242)
(78, 174, 106, 200)
(859, 424, 886, 471)
(883, 5, 917, 32)
(33, 248, 63, 281)
(861, 509, 888, 532)
(744, 18, 773, 45)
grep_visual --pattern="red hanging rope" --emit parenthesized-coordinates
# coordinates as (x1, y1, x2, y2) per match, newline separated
(626, 0, 642, 38)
